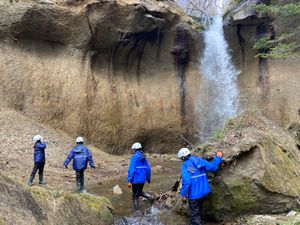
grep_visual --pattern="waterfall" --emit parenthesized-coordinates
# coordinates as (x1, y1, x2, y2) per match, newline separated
(197, 15, 240, 142)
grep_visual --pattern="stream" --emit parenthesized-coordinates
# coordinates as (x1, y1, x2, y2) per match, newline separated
(90, 160, 189, 224)
(90, 160, 220, 225)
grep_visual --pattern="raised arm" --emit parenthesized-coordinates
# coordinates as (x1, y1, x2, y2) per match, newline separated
(204, 156, 222, 172)
(36, 141, 46, 150)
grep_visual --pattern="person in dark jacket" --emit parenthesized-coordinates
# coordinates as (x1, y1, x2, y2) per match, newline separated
(64, 137, 95, 193)
(178, 147, 223, 225)
(127, 142, 154, 212)
(28, 135, 47, 186)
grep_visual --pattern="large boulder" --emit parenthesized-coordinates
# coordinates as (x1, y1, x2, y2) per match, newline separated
(0, 173, 114, 225)
(174, 112, 300, 220)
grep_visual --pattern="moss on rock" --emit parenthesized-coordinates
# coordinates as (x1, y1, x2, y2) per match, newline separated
(178, 112, 300, 220)
(0, 173, 114, 225)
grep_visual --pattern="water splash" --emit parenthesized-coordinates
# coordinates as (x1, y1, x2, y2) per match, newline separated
(114, 206, 163, 225)
(197, 15, 240, 142)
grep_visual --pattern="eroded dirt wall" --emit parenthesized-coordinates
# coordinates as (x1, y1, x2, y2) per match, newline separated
(0, 0, 202, 153)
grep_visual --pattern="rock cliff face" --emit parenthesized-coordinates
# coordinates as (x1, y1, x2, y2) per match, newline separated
(0, 0, 299, 154)
(0, 0, 201, 154)
(224, 0, 300, 127)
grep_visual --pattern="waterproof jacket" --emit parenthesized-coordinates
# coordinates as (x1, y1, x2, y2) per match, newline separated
(64, 144, 94, 171)
(33, 141, 46, 163)
(181, 155, 222, 200)
(127, 151, 151, 184)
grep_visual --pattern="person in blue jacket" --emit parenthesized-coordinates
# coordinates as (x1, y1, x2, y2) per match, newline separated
(64, 137, 95, 193)
(28, 135, 47, 186)
(127, 142, 154, 212)
(178, 147, 223, 225)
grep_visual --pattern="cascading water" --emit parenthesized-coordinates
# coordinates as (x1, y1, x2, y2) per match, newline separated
(197, 15, 240, 142)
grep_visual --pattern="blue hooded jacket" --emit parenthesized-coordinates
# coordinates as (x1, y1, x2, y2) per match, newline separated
(127, 151, 151, 184)
(181, 155, 222, 200)
(33, 141, 46, 163)
(64, 144, 94, 171)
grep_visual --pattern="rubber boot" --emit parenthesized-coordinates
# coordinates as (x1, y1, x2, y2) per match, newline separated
(133, 198, 140, 212)
(39, 175, 46, 185)
(142, 192, 155, 205)
(76, 182, 82, 193)
(81, 179, 86, 193)
(28, 175, 34, 186)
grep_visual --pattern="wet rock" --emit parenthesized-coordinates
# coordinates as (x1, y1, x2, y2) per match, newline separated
(113, 184, 123, 195)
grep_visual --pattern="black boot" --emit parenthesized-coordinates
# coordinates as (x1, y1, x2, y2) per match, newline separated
(133, 198, 140, 211)
(81, 179, 85, 193)
(76, 182, 82, 193)
(28, 175, 34, 186)
(141, 192, 155, 205)
(39, 175, 46, 185)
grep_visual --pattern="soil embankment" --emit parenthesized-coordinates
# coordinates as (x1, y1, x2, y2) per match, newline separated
(0, 107, 128, 191)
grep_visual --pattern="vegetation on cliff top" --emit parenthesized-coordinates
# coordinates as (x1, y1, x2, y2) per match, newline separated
(253, 3, 300, 59)
(253, 35, 297, 58)
(253, 3, 300, 17)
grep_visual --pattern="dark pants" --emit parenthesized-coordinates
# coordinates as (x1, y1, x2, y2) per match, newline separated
(189, 198, 204, 225)
(75, 169, 85, 192)
(132, 183, 152, 211)
(30, 161, 45, 180)
(132, 183, 144, 199)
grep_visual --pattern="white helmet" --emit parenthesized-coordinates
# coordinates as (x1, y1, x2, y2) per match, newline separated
(178, 148, 191, 159)
(131, 142, 142, 150)
(76, 137, 84, 143)
(33, 135, 43, 143)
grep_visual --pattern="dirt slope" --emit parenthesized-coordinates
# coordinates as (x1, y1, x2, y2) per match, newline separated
(0, 107, 128, 191)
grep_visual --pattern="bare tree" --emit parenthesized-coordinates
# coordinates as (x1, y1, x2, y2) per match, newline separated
(178, 0, 226, 17)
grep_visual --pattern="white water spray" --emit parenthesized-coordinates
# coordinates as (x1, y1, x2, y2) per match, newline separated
(197, 15, 240, 142)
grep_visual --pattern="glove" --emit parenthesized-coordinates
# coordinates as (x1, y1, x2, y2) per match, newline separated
(91, 165, 96, 169)
(217, 151, 223, 158)
(182, 197, 187, 202)
(127, 183, 132, 188)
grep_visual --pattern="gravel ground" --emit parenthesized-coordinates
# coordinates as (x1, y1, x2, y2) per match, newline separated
(0, 107, 128, 191)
